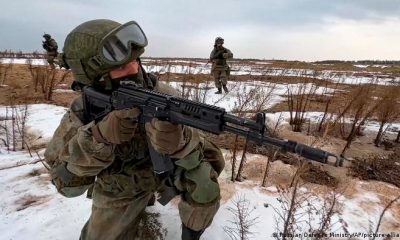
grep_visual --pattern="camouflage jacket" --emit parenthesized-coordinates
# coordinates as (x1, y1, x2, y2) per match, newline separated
(209, 46, 233, 71)
(42, 38, 58, 55)
(44, 81, 225, 207)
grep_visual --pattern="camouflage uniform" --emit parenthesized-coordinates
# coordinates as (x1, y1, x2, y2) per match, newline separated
(42, 34, 58, 69)
(44, 19, 225, 240)
(209, 38, 233, 93)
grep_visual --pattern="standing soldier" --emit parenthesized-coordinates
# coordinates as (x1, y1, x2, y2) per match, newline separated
(42, 33, 58, 68)
(209, 37, 233, 94)
(44, 19, 225, 240)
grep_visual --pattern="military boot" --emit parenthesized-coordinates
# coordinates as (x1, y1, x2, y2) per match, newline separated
(215, 88, 222, 94)
(222, 85, 229, 93)
(181, 224, 205, 240)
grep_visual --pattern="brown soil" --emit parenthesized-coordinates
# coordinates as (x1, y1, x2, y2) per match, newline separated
(15, 194, 51, 211)
(0, 64, 76, 106)
(300, 163, 339, 187)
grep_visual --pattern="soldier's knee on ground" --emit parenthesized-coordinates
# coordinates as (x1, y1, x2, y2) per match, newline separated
(174, 150, 220, 204)
(173, 148, 221, 231)
(179, 198, 220, 231)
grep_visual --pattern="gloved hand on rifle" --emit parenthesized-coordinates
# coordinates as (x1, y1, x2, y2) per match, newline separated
(215, 49, 226, 59)
(145, 119, 187, 155)
(91, 108, 140, 144)
(42, 42, 49, 50)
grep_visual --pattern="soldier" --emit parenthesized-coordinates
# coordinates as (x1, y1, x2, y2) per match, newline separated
(209, 37, 233, 94)
(42, 33, 58, 69)
(44, 19, 225, 240)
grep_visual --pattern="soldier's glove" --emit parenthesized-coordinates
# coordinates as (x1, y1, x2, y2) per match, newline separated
(51, 162, 95, 198)
(145, 118, 187, 155)
(217, 50, 225, 59)
(91, 108, 141, 144)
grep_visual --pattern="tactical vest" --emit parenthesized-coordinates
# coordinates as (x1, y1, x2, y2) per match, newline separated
(212, 47, 229, 67)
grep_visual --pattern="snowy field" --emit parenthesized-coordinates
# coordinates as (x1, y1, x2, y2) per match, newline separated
(0, 58, 399, 239)
(1, 103, 399, 239)
(2, 58, 399, 85)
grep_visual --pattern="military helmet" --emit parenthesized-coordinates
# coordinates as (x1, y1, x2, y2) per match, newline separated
(62, 19, 148, 86)
(43, 33, 51, 39)
(215, 37, 224, 44)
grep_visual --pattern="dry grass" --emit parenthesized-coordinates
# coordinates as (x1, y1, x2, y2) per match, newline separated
(0, 64, 75, 106)
(350, 146, 400, 188)
(136, 211, 167, 240)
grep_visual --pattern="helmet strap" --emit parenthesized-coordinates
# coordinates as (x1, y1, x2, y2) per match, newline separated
(65, 58, 91, 85)
(87, 55, 105, 73)
(99, 74, 113, 90)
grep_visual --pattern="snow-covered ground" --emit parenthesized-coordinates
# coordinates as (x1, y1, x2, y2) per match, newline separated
(2, 58, 399, 85)
(166, 80, 338, 113)
(1, 58, 399, 238)
(1, 103, 399, 239)
(264, 111, 400, 137)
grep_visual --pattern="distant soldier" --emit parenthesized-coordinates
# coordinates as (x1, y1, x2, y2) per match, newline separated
(42, 33, 58, 68)
(209, 37, 233, 94)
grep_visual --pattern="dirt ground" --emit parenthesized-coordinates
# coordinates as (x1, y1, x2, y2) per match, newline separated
(0, 64, 76, 106)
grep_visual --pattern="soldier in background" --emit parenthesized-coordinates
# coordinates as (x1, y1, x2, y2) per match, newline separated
(209, 37, 233, 94)
(44, 19, 225, 240)
(42, 33, 58, 68)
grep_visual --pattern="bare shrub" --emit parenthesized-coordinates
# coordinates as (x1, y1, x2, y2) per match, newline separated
(0, 58, 13, 85)
(308, 191, 342, 240)
(350, 148, 400, 188)
(272, 163, 342, 239)
(261, 148, 279, 187)
(136, 211, 167, 240)
(286, 72, 319, 132)
(370, 195, 400, 240)
(231, 84, 257, 182)
(224, 194, 259, 240)
(0, 97, 34, 154)
(373, 85, 400, 146)
(270, 112, 284, 137)
(339, 83, 378, 155)
(317, 78, 341, 133)
(28, 63, 71, 101)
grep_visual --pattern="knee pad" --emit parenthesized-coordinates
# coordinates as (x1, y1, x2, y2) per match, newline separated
(174, 150, 220, 205)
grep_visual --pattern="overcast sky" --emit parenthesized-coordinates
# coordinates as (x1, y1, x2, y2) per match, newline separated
(1, 0, 399, 61)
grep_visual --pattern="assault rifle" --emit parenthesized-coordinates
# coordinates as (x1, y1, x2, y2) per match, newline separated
(82, 82, 342, 204)
(42, 41, 50, 51)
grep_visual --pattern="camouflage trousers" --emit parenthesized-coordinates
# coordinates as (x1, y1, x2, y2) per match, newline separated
(212, 69, 228, 89)
(79, 161, 220, 240)
(45, 52, 57, 69)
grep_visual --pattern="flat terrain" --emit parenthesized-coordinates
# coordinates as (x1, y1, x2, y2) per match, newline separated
(1, 58, 400, 239)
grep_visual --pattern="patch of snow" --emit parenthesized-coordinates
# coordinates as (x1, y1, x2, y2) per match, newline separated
(354, 65, 369, 68)
(0, 58, 46, 65)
